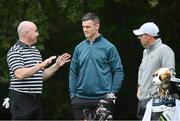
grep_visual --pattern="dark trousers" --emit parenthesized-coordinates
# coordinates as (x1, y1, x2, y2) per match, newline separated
(137, 100, 148, 120)
(71, 97, 113, 120)
(9, 90, 42, 120)
(137, 100, 160, 120)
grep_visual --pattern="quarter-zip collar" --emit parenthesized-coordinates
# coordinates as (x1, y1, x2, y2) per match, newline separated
(146, 38, 162, 53)
(86, 34, 102, 44)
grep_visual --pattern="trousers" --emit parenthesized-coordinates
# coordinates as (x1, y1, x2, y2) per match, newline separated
(71, 96, 113, 120)
(9, 90, 42, 120)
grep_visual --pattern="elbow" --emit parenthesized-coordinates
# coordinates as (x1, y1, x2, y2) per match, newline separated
(15, 73, 25, 80)
(14, 69, 26, 80)
(42, 76, 48, 81)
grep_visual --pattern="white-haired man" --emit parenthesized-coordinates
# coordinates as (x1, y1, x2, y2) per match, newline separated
(6, 21, 71, 119)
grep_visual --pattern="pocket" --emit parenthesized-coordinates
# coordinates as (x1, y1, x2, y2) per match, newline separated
(71, 96, 77, 105)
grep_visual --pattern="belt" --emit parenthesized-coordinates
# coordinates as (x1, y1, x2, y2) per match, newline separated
(10, 90, 41, 98)
(27, 93, 41, 98)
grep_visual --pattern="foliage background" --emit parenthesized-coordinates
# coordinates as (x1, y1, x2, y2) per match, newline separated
(0, 0, 180, 119)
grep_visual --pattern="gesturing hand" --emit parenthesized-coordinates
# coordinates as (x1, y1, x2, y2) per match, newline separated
(55, 53, 71, 67)
(39, 56, 57, 69)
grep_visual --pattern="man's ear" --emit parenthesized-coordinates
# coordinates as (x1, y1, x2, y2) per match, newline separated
(95, 23, 100, 30)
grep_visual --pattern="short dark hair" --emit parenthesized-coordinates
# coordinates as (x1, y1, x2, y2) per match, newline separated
(81, 12, 100, 24)
(154, 36, 159, 39)
(153, 31, 160, 39)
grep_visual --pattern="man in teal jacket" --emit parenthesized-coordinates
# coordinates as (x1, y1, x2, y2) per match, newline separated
(69, 12, 124, 120)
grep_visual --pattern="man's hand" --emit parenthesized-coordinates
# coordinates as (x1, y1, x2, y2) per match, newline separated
(41, 53, 71, 81)
(137, 86, 140, 98)
(54, 53, 71, 68)
(39, 56, 57, 69)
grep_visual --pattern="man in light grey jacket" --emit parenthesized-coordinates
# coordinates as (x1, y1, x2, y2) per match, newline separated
(133, 22, 175, 120)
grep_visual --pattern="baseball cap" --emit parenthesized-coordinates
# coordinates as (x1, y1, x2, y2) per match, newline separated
(133, 22, 159, 36)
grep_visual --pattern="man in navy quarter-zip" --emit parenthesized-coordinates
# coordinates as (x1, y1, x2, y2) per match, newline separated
(69, 12, 124, 120)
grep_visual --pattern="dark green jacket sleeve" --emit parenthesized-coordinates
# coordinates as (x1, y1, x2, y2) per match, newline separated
(108, 46, 124, 93)
(69, 47, 79, 99)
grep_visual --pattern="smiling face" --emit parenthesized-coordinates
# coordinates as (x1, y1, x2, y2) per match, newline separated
(26, 23, 39, 45)
(18, 21, 39, 46)
(82, 20, 100, 41)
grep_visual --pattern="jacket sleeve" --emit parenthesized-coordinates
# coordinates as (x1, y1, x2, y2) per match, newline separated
(138, 50, 146, 85)
(161, 46, 175, 76)
(7, 50, 24, 72)
(69, 47, 79, 99)
(108, 46, 124, 94)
